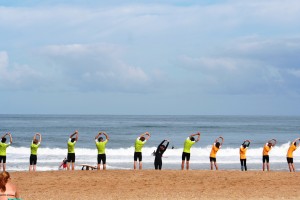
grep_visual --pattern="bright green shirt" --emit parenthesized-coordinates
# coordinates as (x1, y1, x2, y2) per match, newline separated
(0, 142, 10, 156)
(183, 137, 196, 153)
(135, 137, 146, 152)
(31, 142, 41, 155)
(95, 140, 108, 154)
(68, 139, 76, 153)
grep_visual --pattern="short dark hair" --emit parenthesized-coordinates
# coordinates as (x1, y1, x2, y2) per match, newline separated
(1, 138, 6, 143)
(190, 137, 195, 141)
(98, 137, 103, 142)
(71, 138, 76, 143)
(216, 142, 220, 148)
(140, 137, 145, 142)
(243, 144, 247, 148)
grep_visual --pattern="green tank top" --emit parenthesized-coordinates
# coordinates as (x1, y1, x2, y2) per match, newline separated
(0, 142, 10, 156)
(68, 140, 76, 153)
(31, 142, 40, 155)
(96, 140, 108, 154)
(183, 137, 196, 153)
(135, 138, 146, 152)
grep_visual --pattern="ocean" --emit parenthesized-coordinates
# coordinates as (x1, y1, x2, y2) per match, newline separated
(0, 114, 300, 171)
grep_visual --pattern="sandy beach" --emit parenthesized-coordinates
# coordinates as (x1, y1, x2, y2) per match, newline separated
(10, 170, 300, 200)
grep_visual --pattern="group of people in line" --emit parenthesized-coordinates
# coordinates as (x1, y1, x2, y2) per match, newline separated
(0, 131, 299, 173)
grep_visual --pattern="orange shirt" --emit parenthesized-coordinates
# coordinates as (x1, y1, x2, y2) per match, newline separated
(210, 144, 220, 158)
(263, 143, 271, 156)
(240, 146, 247, 159)
(287, 144, 297, 158)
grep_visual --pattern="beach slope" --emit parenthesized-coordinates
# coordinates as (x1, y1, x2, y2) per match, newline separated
(11, 170, 300, 200)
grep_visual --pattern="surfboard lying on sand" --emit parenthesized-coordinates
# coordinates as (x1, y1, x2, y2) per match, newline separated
(79, 164, 97, 170)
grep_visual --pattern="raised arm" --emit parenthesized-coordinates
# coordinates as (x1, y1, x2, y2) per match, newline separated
(70, 130, 79, 141)
(219, 136, 224, 146)
(292, 138, 300, 145)
(1, 133, 8, 139)
(75, 131, 79, 141)
(36, 133, 42, 143)
(268, 139, 276, 146)
(165, 140, 170, 149)
(189, 132, 201, 142)
(95, 132, 102, 140)
(8, 133, 12, 144)
(102, 132, 109, 141)
(145, 132, 151, 140)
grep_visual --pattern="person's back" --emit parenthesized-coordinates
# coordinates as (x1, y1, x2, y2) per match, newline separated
(135, 138, 146, 153)
(183, 137, 195, 154)
(0, 143, 9, 157)
(287, 143, 297, 158)
(210, 143, 220, 158)
(0, 172, 19, 200)
(96, 140, 108, 154)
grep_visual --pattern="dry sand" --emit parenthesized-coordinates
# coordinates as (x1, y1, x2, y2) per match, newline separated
(10, 170, 300, 200)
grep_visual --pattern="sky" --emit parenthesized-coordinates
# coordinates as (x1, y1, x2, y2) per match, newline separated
(0, 0, 300, 115)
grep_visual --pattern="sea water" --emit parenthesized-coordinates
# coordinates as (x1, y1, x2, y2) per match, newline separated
(0, 115, 300, 171)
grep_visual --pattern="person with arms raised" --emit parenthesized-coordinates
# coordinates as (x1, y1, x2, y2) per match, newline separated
(240, 140, 250, 171)
(154, 139, 169, 170)
(67, 131, 79, 170)
(210, 136, 224, 170)
(262, 139, 276, 171)
(134, 132, 151, 170)
(286, 138, 300, 172)
(95, 132, 109, 170)
(0, 133, 12, 172)
(181, 132, 200, 170)
(29, 133, 42, 172)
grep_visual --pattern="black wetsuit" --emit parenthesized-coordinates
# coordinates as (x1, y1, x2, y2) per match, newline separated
(154, 140, 169, 170)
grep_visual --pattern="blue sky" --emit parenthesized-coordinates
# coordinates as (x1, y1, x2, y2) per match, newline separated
(0, 0, 300, 115)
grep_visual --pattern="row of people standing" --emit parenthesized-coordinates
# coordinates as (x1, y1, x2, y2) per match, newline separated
(0, 131, 299, 172)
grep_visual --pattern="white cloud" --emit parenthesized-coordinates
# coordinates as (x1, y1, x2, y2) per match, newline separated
(0, 51, 42, 90)
(40, 43, 150, 91)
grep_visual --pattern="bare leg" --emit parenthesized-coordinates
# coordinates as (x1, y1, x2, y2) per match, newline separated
(186, 161, 190, 170)
(214, 162, 218, 170)
(72, 162, 75, 170)
(139, 161, 142, 170)
(103, 164, 106, 170)
(181, 160, 185, 170)
(134, 161, 137, 170)
(33, 165, 36, 171)
(97, 164, 100, 170)
(29, 165, 32, 171)
(262, 163, 265, 171)
(67, 162, 70, 170)
(290, 163, 295, 172)
(210, 162, 213, 170)
(267, 163, 270, 171)
(3, 163, 6, 172)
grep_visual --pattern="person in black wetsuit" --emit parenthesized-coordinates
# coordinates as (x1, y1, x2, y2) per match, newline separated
(154, 139, 169, 170)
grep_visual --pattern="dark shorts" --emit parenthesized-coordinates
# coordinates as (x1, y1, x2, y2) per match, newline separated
(67, 153, 75, 163)
(97, 154, 106, 164)
(287, 157, 293, 164)
(210, 157, 216, 162)
(262, 155, 269, 163)
(134, 152, 142, 161)
(182, 152, 191, 161)
(30, 154, 37, 165)
(0, 156, 6, 163)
